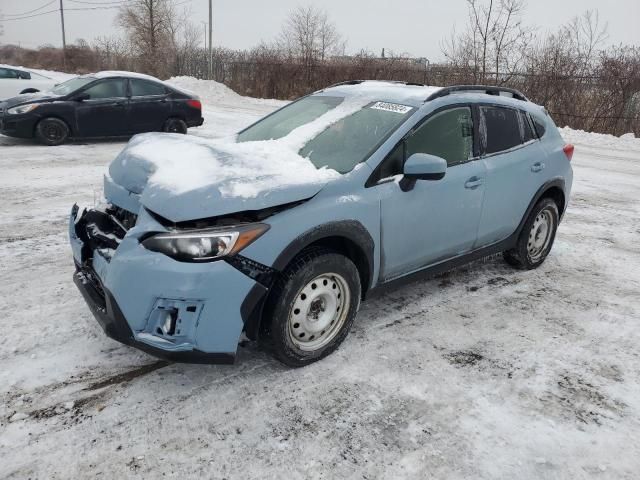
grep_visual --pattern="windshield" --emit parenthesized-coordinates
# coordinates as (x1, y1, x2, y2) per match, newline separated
(237, 96, 343, 142)
(301, 101, 415, 173)
(50, 77, 95, 96)
(238, 96, 415, 174)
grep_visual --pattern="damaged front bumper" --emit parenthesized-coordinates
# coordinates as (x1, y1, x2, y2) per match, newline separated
(69, 204, 271, 364)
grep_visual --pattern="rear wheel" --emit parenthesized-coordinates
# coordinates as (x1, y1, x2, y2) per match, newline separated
(263, 248, 361, 367)
(503, 198, 559, 269)
(162, 118, 188, 134)
(35, 117, 69, 146)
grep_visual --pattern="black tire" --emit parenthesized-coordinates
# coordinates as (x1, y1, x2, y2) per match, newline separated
(162, 118, 188, 134)
(35, 117, 70, 146)
(503, 198, 559, 269)
(20, 88, 39, 94)
(263, 247, 361, 367)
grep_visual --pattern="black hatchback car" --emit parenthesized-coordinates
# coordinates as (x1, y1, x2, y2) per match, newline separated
(0, 71, 204, 145)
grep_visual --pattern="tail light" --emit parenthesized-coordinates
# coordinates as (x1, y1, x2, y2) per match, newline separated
(187, 99, 201, 110)
(563, 144, 574, 161)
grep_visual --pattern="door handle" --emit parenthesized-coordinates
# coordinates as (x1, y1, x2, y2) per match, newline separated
(464, 177, 483, 189)
(531, 162, 545, 172)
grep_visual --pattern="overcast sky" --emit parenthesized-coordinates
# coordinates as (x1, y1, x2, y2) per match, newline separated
(1, 0, 639, 60)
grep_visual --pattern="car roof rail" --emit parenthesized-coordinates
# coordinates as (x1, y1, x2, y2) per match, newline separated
(426, 85, 529, 102)
(325, 79, 428, 89)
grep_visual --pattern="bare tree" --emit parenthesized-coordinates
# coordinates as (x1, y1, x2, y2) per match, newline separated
(442, 0, 532, 82)
(277, 5, 345, 80)
(117, 0, 175, 77)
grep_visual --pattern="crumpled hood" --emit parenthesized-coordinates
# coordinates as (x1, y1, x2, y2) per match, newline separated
(108, 133, 340, 222)
(2, 92, 59, 108)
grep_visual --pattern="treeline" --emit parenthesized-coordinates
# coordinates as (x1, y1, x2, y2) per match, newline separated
(0, 2, 638, 136)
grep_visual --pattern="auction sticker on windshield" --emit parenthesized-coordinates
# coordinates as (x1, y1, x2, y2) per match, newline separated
(370, 102, 413, 114)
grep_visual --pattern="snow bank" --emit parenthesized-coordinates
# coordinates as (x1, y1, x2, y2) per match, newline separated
(560, 127, 640, 153)
(167, 76, 284, 107)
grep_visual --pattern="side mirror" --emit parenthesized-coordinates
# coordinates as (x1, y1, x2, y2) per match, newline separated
(400, 153, 447, 192)
(400, 153, 447, 191)
(74, 93, 90, 102)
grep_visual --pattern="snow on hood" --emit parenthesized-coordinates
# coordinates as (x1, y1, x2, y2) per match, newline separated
(109, 96, 371, 222)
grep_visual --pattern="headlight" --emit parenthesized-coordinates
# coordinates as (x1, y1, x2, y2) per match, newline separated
(141, 224, 269, 262)
(7, 104, 40, 115)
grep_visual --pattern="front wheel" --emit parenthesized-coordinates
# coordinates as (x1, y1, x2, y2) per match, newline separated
(35, 117, 70, 146)
(263, 248, 361, 367)
(503, 198, 559, 269)
(162, 118, 188, 134)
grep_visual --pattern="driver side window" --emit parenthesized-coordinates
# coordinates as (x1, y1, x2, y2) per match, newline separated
(406, 107, 474, 167)
(83, 79, 127, 99)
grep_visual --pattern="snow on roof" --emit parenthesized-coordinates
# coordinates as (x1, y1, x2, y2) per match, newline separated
(93, 70, 163, 81)
(322, 80, 442, 107)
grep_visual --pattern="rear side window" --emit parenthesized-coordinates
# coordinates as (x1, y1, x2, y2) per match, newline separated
(0, 68, 19, 79)
(521, 111, 536, 142)
(84, 79, 127, 99)
(406, 107, 474, 167)
(131, 79, 166, 97)
(481, 106, 522, 154)
(532, 115, 546, 138)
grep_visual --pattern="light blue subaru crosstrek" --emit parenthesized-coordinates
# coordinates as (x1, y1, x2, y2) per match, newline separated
(70, 81, 574, 367)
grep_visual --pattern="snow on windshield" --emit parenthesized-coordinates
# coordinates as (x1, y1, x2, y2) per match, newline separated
(120, 94, 381, 198)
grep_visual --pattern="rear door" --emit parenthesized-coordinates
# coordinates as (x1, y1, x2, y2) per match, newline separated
(475, 105, 547, 246)
(128, 79, 171, 133)
(75, 78, 129, 137)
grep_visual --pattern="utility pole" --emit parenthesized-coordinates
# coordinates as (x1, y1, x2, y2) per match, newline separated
(208, 0, 213, 79)
(59, 0, 67, 69)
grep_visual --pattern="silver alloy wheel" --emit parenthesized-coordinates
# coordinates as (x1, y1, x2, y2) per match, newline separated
(288, 273, 351, 352)
(527, 208, 554, 261)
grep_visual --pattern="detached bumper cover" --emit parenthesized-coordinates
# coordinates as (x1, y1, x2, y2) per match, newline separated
(70, 205, 269, 364)
(73, 267, 236, 363)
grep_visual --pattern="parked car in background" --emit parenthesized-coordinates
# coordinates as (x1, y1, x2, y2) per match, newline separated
(69, 81, 573, 367)
(0, 71, 203, 145)
(0, 65, 57, 100)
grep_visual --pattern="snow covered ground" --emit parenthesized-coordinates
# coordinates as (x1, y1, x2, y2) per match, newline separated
(1, 78, 640, 479)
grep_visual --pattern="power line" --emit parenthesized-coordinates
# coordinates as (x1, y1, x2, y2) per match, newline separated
(2, 1, 57, 17)
(67, 0, 128, 5)
(0, 9, 59, 21)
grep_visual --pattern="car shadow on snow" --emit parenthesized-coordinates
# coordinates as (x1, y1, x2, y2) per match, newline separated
(0, 134, 133, 147)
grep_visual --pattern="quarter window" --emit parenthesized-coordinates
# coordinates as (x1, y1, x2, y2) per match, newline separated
(481, 106, 522, 154)
(83, 79, 127, 99)
(406, 107, 474, 167)
(521, 111, 536, 143)
(131, 79, 166, 97)
(532, 116, 546, 138)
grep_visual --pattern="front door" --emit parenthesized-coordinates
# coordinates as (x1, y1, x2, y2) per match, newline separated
(75, 78, 129, 137)
(378, 106, 487, 280)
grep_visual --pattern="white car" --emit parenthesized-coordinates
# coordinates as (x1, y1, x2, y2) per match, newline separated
(0, 65, 57, 101)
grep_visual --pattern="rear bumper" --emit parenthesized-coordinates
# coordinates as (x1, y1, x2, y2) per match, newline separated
(70, 205, 270, 364)
(187, 116, 204, 128)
